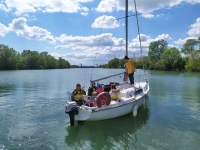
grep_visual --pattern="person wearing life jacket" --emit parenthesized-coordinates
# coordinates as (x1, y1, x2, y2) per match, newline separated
(124, 55, 135, 84)
(71, 83, 86, 106)
(109, 84, 120, 100)
(88, 82, 96, 96)
(96, 83, 104, 95)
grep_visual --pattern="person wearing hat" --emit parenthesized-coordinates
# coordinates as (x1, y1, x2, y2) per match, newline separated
(96, 83, 104, 95)
(124, 55, 135, 84)
(88, 82, 97, 96)
(71, 83, 86, 106)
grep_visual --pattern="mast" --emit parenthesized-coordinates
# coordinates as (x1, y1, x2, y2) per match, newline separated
(125, 0, 128, 57)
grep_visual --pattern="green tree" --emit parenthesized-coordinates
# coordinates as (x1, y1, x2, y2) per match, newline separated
(181, 39, 199, 55)
(148, 39, 168, 61)
(58, 57, 70, 68)
(0, 45, 17, 70)
(106, 58, 120, 68)
(161, 47, 182, 70)
(38, 52, 48, 69)
(185, 50, 200, 71)
(46, 55, 58, 69)
(28, 51, 40, 69)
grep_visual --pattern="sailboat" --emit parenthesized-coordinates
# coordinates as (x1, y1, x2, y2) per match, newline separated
(65, 0, 150, 125)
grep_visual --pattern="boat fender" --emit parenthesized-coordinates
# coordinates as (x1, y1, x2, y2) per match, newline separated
(96, 92, 111, 108)
(133, 104, 138, 117)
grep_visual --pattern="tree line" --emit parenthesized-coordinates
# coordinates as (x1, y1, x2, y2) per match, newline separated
(0, 44, 70, 70)
(103, 37, 200, 72)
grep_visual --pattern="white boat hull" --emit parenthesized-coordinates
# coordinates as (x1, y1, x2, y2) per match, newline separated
(73, 81, 149, 121)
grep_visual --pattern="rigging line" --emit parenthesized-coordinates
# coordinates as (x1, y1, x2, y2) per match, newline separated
(133, 0, 145, 73)
(83, 68, 88, 86)
(78, 67, 87, 85)
(90, 0, 108, 81)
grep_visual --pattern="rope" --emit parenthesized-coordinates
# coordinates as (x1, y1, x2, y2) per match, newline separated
(133, 0, 145, 74)
(78, 68, 88, 86)
(90, 0, 108, 81)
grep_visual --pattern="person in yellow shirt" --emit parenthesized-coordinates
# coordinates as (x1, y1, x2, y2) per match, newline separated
(71, 84, 86, 106)
(124, 55, 135, 84)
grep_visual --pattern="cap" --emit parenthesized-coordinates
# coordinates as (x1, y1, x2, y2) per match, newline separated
(124, 55, 129, 59)
(97, 83, 102, 88)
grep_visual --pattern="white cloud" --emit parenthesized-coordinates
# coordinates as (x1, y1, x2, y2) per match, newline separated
(155, 34, 172, 41)
(174, 37, 197, 45)
(95, 0, 200, 15)
(91, 15, 120, 29)
(8, 17, 56, 43)
(168, 44, 178, 48)
(174, 18, 200, 45)
(49, 52, 62, 59)
(54, 33, 175, 64)
(0, 0, 92, 15)
(0, 17, 56, 43)
(0, 23, 10, 37)
(142, 14, 154, 18)
(95, 0, 116, 12)
(188, 18, 200, 37)
(80, 12, 88, 16)
(56, 33, 117, 47)
(40, 35, 56, 44)
(0, 3, 10, 12)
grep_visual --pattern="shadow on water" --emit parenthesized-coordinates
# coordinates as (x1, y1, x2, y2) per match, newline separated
(65, 105, 150, 150)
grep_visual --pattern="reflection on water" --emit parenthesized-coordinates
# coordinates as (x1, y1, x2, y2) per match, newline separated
(65, 105, 150, 150)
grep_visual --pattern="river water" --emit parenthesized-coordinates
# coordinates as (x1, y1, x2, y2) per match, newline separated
(0, 68, 200, 150)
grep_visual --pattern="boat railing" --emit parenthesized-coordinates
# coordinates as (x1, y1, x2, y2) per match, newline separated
(135, 73, 151, 83)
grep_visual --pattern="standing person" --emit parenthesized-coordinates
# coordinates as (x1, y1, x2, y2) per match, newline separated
(124, 55, 135, 84)
(71, 83, 86, 106)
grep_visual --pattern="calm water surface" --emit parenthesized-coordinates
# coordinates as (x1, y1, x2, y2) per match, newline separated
(0, 69, 200, 150)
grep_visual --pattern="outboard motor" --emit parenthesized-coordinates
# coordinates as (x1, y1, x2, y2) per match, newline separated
(65, 101, 79, 126)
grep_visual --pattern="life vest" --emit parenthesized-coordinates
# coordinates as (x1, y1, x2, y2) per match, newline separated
(91, 87, 95, 94)
(88, 86, 96, 96)
(73, 89, 83, 101)
(111, 92, 120, 100)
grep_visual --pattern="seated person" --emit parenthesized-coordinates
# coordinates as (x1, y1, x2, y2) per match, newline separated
(88, 82, 96, 96)
(96, 83, 104, 95)
(71, 83, 86, 106)
(109, 84, 120, 100)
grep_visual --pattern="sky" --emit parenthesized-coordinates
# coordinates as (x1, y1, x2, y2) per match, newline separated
(0, 0, 200, 66)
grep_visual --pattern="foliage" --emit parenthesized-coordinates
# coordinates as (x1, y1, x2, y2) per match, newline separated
(185, 50, 200, 71)
(102, 37, 200, 72)
(0, 45, 17, 70)
(160, 47, 182, 70)
(181, 39, 199, 55)
(105, 58, 120, 68)
(148, 39, 168, 61)
(0, 44, 70, 70)
(58, 57, 70, 68)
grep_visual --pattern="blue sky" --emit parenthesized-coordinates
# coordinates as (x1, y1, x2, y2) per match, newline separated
(0, 0, 200, 65)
